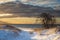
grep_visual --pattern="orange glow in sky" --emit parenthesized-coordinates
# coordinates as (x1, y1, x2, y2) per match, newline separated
(0, 0, 14, 3)
(0, 14, 13, 17)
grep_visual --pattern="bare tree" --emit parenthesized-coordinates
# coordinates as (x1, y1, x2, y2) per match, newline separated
(40, 13, 56, 29)
(41, 13, 55, 28)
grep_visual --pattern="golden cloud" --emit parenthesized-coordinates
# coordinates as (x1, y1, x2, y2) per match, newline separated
(0, 0, 14, 3)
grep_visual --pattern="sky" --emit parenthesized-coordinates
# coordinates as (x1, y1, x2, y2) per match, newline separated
(0, 0, 60, 9)
(20, 0, 60, 9)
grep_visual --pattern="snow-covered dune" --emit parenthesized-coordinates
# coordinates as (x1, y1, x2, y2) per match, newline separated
(0, 30, 32, 40)
(0, 25, 60, 40)
(0, 28, 60, 40)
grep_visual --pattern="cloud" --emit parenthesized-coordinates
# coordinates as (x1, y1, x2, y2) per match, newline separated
(20, 0, 57, 4)
(0, 0, 60, 9)
(0, 14, 13, 17)
(0, 0, 15, 3)
(20, 0, 60, 8)
(0, 0, 59, 6)
(0, 0, 11, 1)
(20, 0, 29, 2)
(20, 0, 60, 10)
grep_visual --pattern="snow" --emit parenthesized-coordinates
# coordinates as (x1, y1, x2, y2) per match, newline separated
(0, 28, 60, 40)
(0, 30, 32, 40)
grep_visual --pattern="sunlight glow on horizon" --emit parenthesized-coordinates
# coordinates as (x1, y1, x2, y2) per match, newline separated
(0, 0, 15, 3)
(0, 14, 13, 17)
